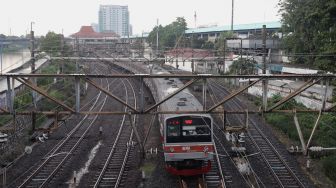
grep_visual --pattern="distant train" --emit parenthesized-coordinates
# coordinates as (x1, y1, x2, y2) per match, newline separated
(149, 65, 214, 176)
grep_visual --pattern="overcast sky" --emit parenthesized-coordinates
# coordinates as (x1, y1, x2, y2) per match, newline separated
(0, 0, 280, 37)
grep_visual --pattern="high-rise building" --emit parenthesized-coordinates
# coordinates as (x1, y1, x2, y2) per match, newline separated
(129, 24, 133, 36)
(99, 5, 130, 36)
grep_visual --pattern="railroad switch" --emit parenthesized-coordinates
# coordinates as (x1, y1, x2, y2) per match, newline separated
(99, 126, 103, 135)
(73, 170, 77, 185)
(146, 148, 158, 155)
(231, 146, 246, 152)
(288, 145, 303, 154)
(225, 131, 246, 142)
(126, 141, 135, 147)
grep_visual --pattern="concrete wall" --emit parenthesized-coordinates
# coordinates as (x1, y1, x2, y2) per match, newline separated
(248, 84, 333, 110)
(227, 39, 280, 49)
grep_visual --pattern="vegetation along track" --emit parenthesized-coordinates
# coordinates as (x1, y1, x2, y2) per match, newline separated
(207, 79, 312, 188)
(8, 64, 118, 188)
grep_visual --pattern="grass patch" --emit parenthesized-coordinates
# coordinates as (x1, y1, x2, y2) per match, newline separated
(322, 155, 336, 183)
(0, 115, 12, 127)
(2, 60, 78, 130)
(264, 94, 336, 184)
(140, 162, 156, 176)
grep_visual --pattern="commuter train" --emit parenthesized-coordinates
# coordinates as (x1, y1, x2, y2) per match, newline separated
(148, 65, 214, 176)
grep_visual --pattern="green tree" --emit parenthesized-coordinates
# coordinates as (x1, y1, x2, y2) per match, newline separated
(40, 32, 71, 56)
(229, 58, 256, 75)
(279, 0, 336, 71)
(214, 31, 234, 56)
(147, 17, 188, 50)
(202, 41, 215, 49)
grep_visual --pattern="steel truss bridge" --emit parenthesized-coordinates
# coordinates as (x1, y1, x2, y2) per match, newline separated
(1, 67, 335, 157)
(1, 72, 335, 116)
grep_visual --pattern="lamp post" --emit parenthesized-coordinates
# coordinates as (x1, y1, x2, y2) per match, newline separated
(231, 0, 234, 31)
(30, 22, 35, 72)
(0, 42, 2, 74)
(30, 21, 37, 109)
(156, 19, 159, 57)
(30, 22, 34, 33)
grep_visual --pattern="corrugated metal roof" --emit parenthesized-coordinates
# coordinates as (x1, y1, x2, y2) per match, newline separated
(282, 67, 318, 74)
(152, 66, 203, 113)
(185, 21, 281, 34)
(121, 33, 149, 39)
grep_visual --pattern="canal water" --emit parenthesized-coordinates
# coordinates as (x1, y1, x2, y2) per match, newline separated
(0, 49, 49, 108)
(0, 49, 31, 73)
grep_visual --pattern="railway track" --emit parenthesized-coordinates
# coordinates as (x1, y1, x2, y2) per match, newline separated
(7, 63, 124, 188)
(204, 142, 226, 188)
(91, 78, 137, 188)
(208, 79, 310, 188)
(206, 82, 260, 188)
(13, 82, 109, 187)
(178, 175, 206, 188)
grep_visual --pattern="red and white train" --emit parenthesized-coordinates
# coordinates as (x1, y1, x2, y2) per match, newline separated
(148, 65, 214, 176)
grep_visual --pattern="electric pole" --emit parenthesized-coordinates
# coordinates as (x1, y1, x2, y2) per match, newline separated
(194, 11, 197, 28)
(156, 19, 159, 57)
(262, 25, 268, 111)
(231, 0, 234, 31)
(30, 21, 37, 109)
(30, 22, 35, 73)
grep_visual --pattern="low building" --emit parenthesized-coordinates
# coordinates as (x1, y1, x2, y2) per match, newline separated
(70, 26, 119, 45)
(165, 48, 218, 73)
(227, 38, 280, 49)
(120, 32, 149, 44)
(185, 21, 281, 40)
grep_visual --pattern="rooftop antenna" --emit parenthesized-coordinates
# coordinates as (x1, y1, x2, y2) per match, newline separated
(194, 11, 197, 28)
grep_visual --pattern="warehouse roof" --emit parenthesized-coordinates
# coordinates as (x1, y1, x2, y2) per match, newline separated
(185, 21, 281, 34)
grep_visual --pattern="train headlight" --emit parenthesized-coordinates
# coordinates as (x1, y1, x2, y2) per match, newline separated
(170, 147, 175, 152)
(204, 146, 209, 153)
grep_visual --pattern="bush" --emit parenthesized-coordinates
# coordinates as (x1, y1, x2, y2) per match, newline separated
(322, 155, 336, 182)
(265, 94, 336, 183)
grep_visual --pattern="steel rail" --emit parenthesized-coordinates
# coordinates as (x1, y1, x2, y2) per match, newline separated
(210, 79, 306, 188)
(6, 71, 110, 187)
(1, 73, 335, 79)
(93, 78, 137, 187)
(207, 81, 260, 188)
(248, 122, 306, 188)
(212, 141, 226, 188)
(1, 109, 333, 116)
(17, 67, 111, 188)
(39, 72, 115, 187)
(31, 88, 108, 187)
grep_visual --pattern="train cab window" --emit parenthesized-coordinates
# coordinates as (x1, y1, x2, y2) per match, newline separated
(167, 125, 180, 136)
(182, 125, 210, 136)
(167, 118, 180, 137)
(166, 116, 212, 143)
(181, 117, 211, 138)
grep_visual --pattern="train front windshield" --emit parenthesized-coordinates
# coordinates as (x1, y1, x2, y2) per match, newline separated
(166, 116, 212, 143)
